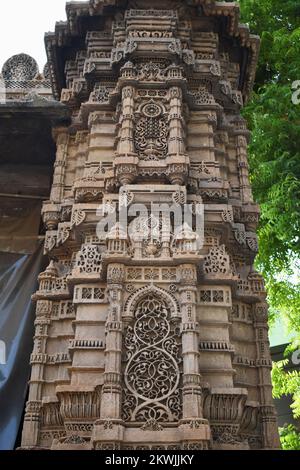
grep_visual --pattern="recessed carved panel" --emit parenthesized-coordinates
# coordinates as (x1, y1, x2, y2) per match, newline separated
(134, 101, 168, 161)
(122, 294, 182, 423)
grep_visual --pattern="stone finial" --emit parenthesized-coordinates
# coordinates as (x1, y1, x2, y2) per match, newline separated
(2, 53, 39, 81)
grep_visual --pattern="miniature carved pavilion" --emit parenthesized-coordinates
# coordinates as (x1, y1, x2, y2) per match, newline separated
(19, 0, 280, 450)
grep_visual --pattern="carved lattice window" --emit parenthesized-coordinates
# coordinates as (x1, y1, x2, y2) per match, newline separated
(122, 293, 182, 423)
(134, 102, 168, 161)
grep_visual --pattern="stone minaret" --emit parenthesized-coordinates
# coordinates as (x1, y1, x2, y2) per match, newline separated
(21, 0, 280, 450)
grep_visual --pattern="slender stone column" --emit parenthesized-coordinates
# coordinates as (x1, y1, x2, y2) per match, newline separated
(115, 85, 138, 185)
(42, 128, 69, 231)
(236, 135, 253, 203)
(74, 131, 89, 182)
(118, 86, 135, 156)
(99, 264, 124, 421)
(92, 264, 125, 450)
(21, 300, 52, 448)
(254, 303, 281, 449)
(168, 86, 185, 157)
(50, 129, 69, 204)
(178, 265, 204, 421)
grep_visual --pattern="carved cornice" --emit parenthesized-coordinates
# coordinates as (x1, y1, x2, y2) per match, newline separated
(45, 1, 259, 101)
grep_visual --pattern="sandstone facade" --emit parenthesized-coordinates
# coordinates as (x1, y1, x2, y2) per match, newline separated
(21, 0, 280, 450)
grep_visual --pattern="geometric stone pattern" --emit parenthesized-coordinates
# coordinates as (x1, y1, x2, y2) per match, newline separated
(21, 0, 280, 450)
(1, 53, 52, 101)
(2, 53, 39, 81)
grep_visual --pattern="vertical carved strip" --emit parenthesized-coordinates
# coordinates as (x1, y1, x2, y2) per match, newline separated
(118, 86, 136, 157)
(99, 264, 125, 421)
(178, 265, 205, 421)
(168, 86, 185, 157)
(50, 129, 69, 204)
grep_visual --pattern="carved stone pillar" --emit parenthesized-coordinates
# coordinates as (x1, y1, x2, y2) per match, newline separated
(177, 265, 211, 448)
(178, 265, 204, 422)
(42, 128, 69, 231)
(21, 300, 52, 448)
(116, 85, 138, 185)
(236, 135, 253, 204)
(168, 86, 185, 157)
(92, 264, 125, 450)
(167, 86, 189, 185)
(199, 246, 237, 388)
(161, 223, 171, 258)
(74, 131, 89, 182)
(50, 129, 69, 204)
(254, 303, 281, 449)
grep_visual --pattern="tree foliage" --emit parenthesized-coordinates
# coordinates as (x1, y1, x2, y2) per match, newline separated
(278, 425, 300, 451)
(272, 359, 300, 417)
(236, 0, 300, 447)
(239, 0, 300, 284)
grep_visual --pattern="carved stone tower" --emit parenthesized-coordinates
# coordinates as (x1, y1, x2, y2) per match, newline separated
(21, 0, 280, 450)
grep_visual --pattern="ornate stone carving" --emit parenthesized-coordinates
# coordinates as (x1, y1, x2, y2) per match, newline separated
(107, 264, 125, 284)
(44, 232, 57, 254)
(63, 435, 86, 445)
(89, 84, 111, 103)
(122, 294, 182, 423)
(134, 101, 168, 161)
(74, 245, 102, 275)
(2, 53, 38, 81)
(203, 392, 248, 439)
(20, 0, 279, 451)
(141, 419, 163, 431)
(74, 286, 107, 304)
(203, 245, 232, 276)
(56, 223, 71, 247)
(71, 209, 86, 227)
